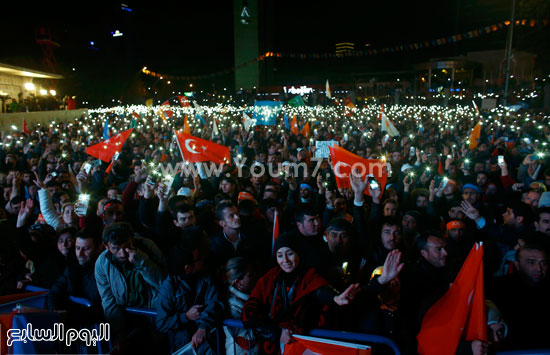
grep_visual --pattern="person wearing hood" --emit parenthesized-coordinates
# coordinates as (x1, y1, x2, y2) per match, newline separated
(242, 233, 360, 354)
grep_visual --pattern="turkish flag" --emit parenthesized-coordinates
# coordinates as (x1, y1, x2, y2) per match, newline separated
(85, 128, 133, 162)
(177, 95, 190, 107)
(284, 334, 371, 355)
(160, 100, 174, 119)
(329, 145, 387, 196)
(23, 119, 31, 135)
(417, 243, 487, 354)
(174, 130, 230, 164)
(344, 97, 356, 109)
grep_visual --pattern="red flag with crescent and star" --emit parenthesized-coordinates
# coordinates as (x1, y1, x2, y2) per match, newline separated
(177, 95, 190, 107)
(174, 130, 230, 164)
(85, 128, 133, 162)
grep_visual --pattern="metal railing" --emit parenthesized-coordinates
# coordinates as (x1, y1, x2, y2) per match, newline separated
(6, 292, 550, 355)
(10, 291, 401, 354)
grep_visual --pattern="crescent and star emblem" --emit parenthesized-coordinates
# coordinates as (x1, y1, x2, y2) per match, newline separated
(184, 139, 200, 154)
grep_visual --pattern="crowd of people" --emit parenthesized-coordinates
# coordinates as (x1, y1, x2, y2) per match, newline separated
(1, 94, 76, 113)
(0, 99, 549, 354)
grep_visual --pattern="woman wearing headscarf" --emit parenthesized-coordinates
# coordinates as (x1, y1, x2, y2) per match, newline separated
(242, 233, 360, 354)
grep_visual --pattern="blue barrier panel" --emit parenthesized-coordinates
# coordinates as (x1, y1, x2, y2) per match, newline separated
(130, 314, 401, 354)
(125, 307, 158, 316)
(221, 319, 253, 355)
(496, 350, 550, 355)
(222, 319, 401, 355)
(24, 285, 49, 293)
(309, 329, 400, 355)
(0, 294, 48, 313)
(25, 285, 93, 309)
(222, 319, 244, 329)
(69, 296, 93, 308)
(10, 311, 61, 354)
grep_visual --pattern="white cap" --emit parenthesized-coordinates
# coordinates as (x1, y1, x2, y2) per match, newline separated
(401, 163, 413, 173)
(177, 187, 193, 197)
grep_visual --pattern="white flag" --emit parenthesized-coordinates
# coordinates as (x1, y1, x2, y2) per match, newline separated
(243, 112, 255, 132)
(381, 112, 400, 137)
(212, 118, 219, 138)
(193, 100, 204, 117)
(472, 100, 480, 115)
(325, 79, 332, 99)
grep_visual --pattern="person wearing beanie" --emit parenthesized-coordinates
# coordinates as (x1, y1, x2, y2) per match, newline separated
(462, 183, 482, 206)
(444, 219, 476, 267)
(242, 233, 360, 354)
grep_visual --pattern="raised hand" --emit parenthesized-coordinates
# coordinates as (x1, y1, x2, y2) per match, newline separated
(16, 199, 35, 228)
(155, 184, 168, 202)
(33, 171, 46, 189)
(349, 169, 368, 196)
(368, 182, 382, 204)
(378, 250, 404, 285)
(334, 283, 361, 306)
(143, 177, 156, 199)
(12, 171, 22, 188)
(316, 174, 325, 194)
(429, 179, 439, 197)
(460, 200, 481, 222)
(325, 189, 336, 208)
(403, 175, 413, 192)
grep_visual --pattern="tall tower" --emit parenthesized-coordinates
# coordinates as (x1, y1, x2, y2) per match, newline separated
(233, 0, 259, 90)
(35, 27, 60, 90)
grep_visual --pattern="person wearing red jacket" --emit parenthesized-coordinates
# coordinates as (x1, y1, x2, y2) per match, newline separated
(242, 233, 360, 354)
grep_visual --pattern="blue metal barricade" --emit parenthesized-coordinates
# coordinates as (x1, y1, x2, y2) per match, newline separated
(222, 318, 401, 355)
(117, 312, 402, 354)
(0, 293, 48, 313)
(20, 286, 108, 354)
(496, 350, 550, 355)
(221, 319, 254, 355)
(24, 285, 49, 293)
(309, 328, 400, 355)
(125, 307, 158, 316)
(69, 296, 93, 308)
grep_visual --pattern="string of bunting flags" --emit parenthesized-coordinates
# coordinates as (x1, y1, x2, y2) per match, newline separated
(140, 19, 548, 81)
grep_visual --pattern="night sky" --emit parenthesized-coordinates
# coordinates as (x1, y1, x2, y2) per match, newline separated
(0, 0, 516, 102)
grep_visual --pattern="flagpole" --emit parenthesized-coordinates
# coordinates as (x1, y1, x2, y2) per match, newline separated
(173, 129, 186, 164)
(272, 210, 278, 255)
